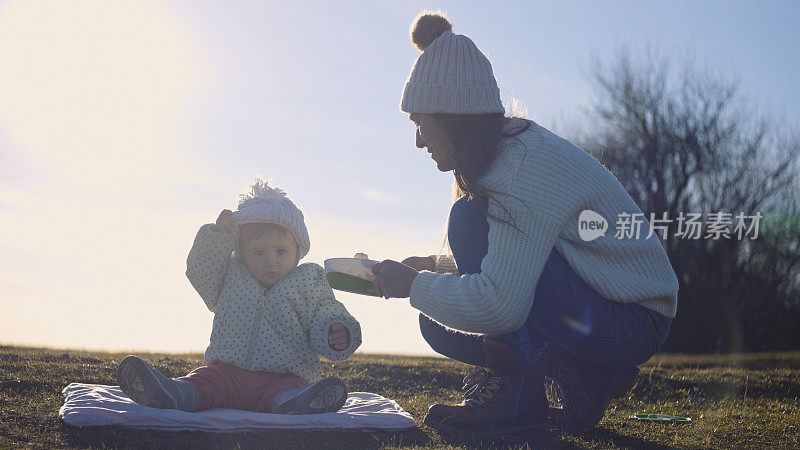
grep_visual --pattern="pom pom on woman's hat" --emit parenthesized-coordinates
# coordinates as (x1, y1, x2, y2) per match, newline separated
(410, 11, 452, 51)
(231, 177, 311, 259)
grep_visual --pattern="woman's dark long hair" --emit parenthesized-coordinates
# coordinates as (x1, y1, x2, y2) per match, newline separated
(436, 113, 530, 230)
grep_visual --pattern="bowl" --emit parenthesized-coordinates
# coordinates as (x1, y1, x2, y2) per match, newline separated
(324, 257, 380, 296)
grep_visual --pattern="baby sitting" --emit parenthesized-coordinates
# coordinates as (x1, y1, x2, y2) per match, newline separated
(116, 178, 361, 414)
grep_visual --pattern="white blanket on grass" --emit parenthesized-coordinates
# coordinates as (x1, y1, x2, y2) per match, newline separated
(59, 383, 415, 432)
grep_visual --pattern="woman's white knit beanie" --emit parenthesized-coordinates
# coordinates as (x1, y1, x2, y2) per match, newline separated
(400, 12, 504, 115)
(231, 177, 310, 259)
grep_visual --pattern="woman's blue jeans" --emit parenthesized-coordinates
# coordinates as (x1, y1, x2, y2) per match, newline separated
(419, 195, 671, 369)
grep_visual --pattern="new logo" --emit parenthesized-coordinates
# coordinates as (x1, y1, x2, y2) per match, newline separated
(578, 210, 608, 241)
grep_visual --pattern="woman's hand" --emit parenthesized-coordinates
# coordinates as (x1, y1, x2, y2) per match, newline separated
(401, 256, 436, 272)
(211, 209, 234, 233)
(372, 260, 419, 299)
(328, 322, 350, 350)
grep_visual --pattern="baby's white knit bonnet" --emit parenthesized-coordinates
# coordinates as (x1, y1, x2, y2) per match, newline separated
(232, 177, 310, 259)
(400, 12, 504, 114)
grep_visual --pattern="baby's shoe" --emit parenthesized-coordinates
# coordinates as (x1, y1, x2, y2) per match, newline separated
(116, 355, 199, 411)
(272, 377, 347, 414)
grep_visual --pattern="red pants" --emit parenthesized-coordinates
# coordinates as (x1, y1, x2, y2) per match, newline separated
(179, 361, 308, 412)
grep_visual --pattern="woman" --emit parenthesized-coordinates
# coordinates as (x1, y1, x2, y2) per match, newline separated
(372, 12, 677, 439)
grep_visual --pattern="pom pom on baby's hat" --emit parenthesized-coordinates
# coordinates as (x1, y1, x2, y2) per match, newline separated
(409, 11, 452, 51)
(232, 177, 310, 259)
(236, 177, 288, 210)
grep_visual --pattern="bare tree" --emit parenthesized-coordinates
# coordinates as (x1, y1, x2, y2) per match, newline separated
(578, 49, 800, 352)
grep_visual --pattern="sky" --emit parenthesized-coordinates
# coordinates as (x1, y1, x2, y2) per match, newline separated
(1, 0, 798, 356)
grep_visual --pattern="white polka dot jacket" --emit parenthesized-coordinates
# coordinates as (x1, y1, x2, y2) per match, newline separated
(186, 224, 362, 382)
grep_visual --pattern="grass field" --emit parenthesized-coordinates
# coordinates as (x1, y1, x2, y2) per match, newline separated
(1, 346, 799, 448)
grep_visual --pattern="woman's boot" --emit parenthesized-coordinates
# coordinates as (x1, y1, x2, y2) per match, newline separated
(547, 346, 639, 433)
(423, 340, 552, 440)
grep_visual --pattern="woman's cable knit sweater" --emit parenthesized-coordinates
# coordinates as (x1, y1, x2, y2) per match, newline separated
(186, 224, 362, 382)
(411, 118, 679, 335)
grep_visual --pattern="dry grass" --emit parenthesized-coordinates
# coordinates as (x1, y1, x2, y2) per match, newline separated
(1, 346, 798, 448)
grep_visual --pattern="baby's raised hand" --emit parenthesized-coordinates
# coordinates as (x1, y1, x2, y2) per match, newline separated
(212, 209, 234, 233)
(328, 322, 350, 351)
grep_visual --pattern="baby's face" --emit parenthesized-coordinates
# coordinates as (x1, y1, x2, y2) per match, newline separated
(241, 227, 298, 290)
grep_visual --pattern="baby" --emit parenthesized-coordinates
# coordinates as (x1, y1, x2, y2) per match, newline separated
(116, 178, 362, 414)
